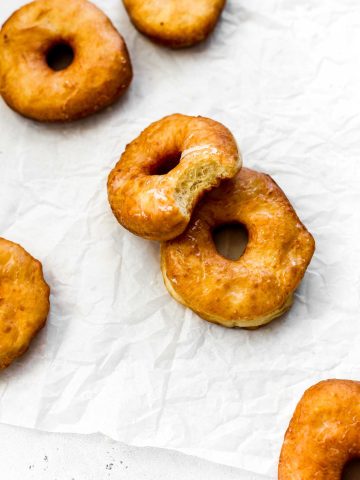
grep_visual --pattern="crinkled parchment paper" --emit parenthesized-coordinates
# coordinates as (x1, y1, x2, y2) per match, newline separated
(1, 0, 360, 476)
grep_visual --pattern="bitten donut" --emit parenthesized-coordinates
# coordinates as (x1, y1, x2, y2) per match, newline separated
(279, 380, 360, 479)
(0, 238, 50, 370)
(122, 0, 226, 48)
(107, 114, 241, 241)
(161, 168, 315, 328)
(0, 0, 132, 122)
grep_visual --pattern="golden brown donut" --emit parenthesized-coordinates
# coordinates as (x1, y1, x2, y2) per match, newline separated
(122, 0, 226, 48)
(161, 168, 315, 328)
(0, 0, 132, 122)
(0, 238, 50, 370)
(279, 379, 360, 480)
(107, 114, 241, 241)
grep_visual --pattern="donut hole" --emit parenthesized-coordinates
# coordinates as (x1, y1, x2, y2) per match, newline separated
(46, 43, 74, 71)
(152, 152, 182, 175)
(213, 223, 248, 261)
(342, 459, 360, 479)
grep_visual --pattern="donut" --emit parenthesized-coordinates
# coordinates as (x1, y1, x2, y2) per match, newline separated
(107, 114, 241, 241)
(161, 168, 315, 328)
(279, 379, 360, 479)
(122, 0, 226, 48)
(0, 0, 132, 122)
(0, 238, 50, 370)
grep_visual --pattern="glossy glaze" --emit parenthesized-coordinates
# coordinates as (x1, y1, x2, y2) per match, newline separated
(108, 114, 241, 241)
(279, 380, 360, 480)
(161, 168, 315, 327)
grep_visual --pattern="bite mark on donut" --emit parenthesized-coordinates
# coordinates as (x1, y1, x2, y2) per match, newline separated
(107, 114, 241, 241)
(174, 157, 228, 217)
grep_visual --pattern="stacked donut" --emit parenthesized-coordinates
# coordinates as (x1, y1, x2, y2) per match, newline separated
(108, 113, 315, 328)
(0, 0, 315, 363)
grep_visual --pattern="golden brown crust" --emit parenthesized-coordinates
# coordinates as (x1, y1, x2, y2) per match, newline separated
(278, 379, 360, 480)
(161, 168, 315, 327)
(0, 0, 132, 122)
(107, 114, 241, 241)
(122, 0, 226, 48)
(0, 238, 50, 370)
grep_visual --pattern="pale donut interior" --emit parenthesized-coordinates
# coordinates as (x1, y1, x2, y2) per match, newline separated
(175, 159, 229, 217)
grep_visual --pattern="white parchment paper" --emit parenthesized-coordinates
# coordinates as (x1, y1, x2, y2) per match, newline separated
(1, 0, 360, 476)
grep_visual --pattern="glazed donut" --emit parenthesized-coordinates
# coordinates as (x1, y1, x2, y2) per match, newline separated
(0, 238, 50, 370)
(107, 114, 241, 241)
(161, 168, 315, 328)
(0, 0, 132, 122)
(122, 0, 226, 48)
(279, 379, 360, 479)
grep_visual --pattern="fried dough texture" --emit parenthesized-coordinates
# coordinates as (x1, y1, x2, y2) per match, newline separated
(108, 114, 241, 241)
(0, 238, 50, 370)
(122, 0, 226, 48)
(279, 379, 360, 480)
(161, 168, 315, 327)
(0, 0, 132, 121)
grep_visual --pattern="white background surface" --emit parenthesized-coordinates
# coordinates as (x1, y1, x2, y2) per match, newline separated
(0, 423, 243, 480)
(2, 0, 360, 478)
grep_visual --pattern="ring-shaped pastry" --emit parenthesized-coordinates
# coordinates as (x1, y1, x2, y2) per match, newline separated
(0, 238, 50, 370)
(161, 168, 315, 328)
(0, 0, 132, 121)
(122, 0, 226, 48)
(279, 379, 360, 479)
(107, 114, 241, 241)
